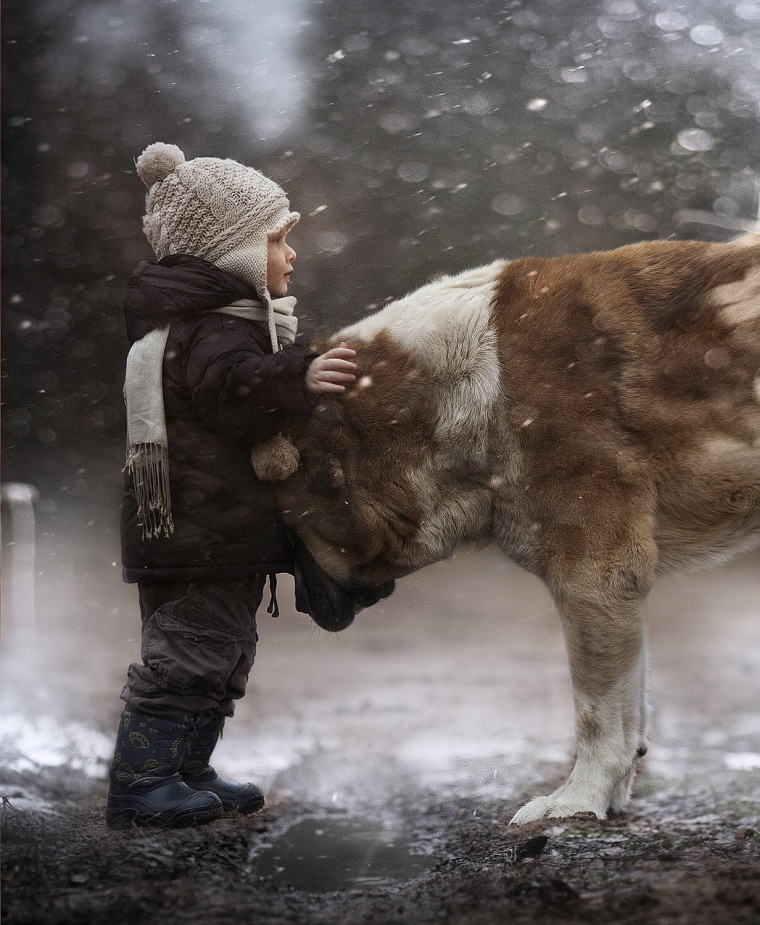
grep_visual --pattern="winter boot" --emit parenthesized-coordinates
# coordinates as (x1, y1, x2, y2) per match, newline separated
(180, 717, 265, 814)
(105, 709, 224, 829)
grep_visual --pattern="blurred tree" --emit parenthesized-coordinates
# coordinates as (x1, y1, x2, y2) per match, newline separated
(2, 0, 251, 506)
(292, 0, 760, 320)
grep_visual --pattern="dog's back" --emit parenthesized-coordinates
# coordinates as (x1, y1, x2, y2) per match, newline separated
(491, 238, 760, 576)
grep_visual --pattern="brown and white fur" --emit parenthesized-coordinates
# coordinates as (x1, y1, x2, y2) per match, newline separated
(275, 236, 760, 824)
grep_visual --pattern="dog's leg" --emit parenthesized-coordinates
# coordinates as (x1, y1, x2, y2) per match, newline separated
(609, 627, 650, 812)
(543, 627, 650, 814)
(511, 585, 650, 825)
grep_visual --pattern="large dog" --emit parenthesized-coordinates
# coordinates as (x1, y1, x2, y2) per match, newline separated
(270, 236, 760, 824)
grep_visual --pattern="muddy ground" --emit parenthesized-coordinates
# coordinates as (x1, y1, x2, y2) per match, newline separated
(1, 516, 759, 924)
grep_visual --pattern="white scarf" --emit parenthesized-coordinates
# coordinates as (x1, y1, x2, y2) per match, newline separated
(124, 296, 297, 539)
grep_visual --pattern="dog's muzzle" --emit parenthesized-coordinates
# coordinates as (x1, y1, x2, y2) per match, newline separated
(292, 534, 395, 632)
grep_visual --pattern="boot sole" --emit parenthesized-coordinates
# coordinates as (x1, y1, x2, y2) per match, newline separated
(182, 779, 266, 815)
(221, 795, 265, 815)
(105, 802, 224, 830)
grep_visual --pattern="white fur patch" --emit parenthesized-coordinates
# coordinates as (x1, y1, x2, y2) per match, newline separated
(339, 262, 506, 461)
(754, 375, 760, 404)
(712, 267, 760, 325)
(702, 435, 751, 458)
(338, 261, 505, 366)
(511, 652, 648, 825)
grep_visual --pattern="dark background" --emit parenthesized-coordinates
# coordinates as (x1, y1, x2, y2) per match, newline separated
(1, 10, 759, 917)
(3, 0, 760, 517)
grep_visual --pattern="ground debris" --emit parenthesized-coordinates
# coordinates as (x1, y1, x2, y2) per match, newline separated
(4, 788, 760, 925)
(480, 835, 549, 865)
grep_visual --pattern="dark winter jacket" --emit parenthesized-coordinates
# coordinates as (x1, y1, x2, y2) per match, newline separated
(120, 255, 318, 584)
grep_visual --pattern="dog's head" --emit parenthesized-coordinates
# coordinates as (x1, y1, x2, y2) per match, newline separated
(277, 400, 416, 630)
(273, 339, 442, 629)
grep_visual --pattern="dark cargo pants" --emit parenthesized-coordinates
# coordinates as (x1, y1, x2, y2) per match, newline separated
(121, 578, 266, 723)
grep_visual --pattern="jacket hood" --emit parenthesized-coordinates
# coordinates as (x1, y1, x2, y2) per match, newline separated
(123, 254, 259, 343)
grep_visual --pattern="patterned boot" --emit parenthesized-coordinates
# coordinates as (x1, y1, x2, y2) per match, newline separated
(105, 709, 224, 829)
(180, 717, 265, 814)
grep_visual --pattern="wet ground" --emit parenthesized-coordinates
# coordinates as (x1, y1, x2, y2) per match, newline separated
(1, 512, 759, 924)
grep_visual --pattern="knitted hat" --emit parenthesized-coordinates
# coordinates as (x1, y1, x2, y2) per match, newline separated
(135, 142, 299, 307)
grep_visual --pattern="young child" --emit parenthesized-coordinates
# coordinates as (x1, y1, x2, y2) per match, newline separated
(106, 143, 357, 829)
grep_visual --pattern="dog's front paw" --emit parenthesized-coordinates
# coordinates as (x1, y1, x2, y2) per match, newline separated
(510, 795, 607, 825)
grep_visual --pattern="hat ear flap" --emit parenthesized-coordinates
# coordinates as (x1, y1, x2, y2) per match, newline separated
(215, 226, 269, 299)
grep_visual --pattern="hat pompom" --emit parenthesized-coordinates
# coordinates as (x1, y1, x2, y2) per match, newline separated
(136, 142, 185, 188)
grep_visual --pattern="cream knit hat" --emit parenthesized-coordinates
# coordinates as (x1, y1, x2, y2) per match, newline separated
(135, 142, 299, 305)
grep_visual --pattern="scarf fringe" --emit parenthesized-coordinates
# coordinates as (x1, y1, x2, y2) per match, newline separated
(125, 442, 175, 540)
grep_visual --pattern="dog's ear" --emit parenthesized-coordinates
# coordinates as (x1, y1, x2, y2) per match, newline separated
(251, 434, 300, 482)
(305, 450, 345, 497)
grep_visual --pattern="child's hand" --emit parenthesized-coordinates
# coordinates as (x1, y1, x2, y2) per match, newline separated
(306, 342, 358, 394)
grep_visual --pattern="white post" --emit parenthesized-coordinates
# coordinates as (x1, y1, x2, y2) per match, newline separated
(1, 481, 40, 648)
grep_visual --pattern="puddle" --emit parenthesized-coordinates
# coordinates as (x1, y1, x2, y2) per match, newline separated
(252, 817, 438, 892)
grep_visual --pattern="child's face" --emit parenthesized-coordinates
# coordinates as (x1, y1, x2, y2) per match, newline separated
(267, 232, 296, 297)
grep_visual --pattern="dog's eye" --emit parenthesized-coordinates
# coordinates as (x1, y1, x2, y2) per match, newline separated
(305, 451, 345, 497)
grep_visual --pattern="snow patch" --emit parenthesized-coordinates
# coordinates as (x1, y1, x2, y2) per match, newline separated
(724, 752, 760, 771)
(0, 713, 112, 776)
